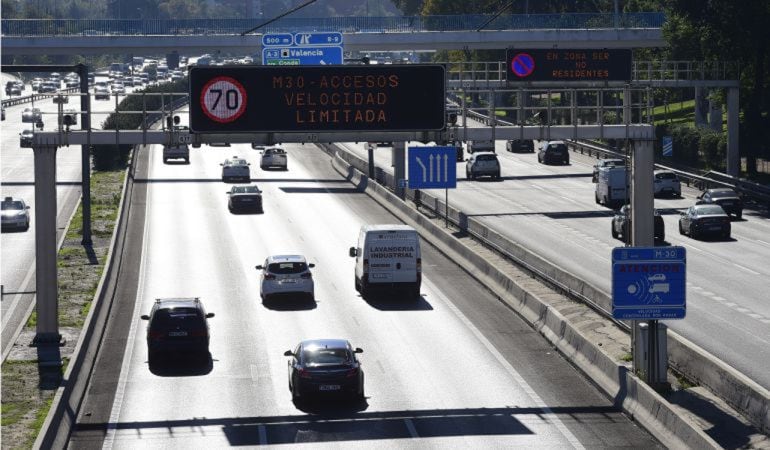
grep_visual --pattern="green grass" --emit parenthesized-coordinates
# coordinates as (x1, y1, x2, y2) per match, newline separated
(620, 353, 633, 362)
(652, 99, 695, 126)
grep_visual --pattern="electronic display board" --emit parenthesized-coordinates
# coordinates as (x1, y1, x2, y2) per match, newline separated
(189, 65, 446, 133)
(506, 49, 632, 82)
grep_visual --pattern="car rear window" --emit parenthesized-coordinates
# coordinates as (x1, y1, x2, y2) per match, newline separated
(696, 205, 726, 215)
(268, 262, 308, 274)
(232, 186, 260, 194)
(303, 348, 351, 365)
(476, 154, 498, 162)
(710, 190, 736, 198)
(655, 172, 678, 180)
(548, 144, 568, 152)
(151, 307, 204, 330)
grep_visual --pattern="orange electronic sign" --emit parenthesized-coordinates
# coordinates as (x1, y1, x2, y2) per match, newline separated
(506, 49, 632, 82)
(190, 65, 446, 133)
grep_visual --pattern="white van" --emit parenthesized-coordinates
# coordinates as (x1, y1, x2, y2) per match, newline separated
(595, 166, 627, 207)
(349, 225, 421, 298)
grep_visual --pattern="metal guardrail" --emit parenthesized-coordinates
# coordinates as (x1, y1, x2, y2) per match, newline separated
(1, 88, 78, 108)
(0, 13, 665, 37)
(569, 139, 770, 205)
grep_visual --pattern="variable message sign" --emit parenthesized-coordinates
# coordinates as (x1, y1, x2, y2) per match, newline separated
(189, 65, 446, 133)
(612, 246, 686, 320)
(506, 49, 632, 82)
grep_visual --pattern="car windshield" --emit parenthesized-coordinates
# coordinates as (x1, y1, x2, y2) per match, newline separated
(227, 159, 247, 166)
(151, 307, 203, 329)
(710, 190, 737, 198)
(696, 205, 726, 215)
(267, 262, 308, 274)
(303, 347, 351, 365)
(604, 159, 624, 167)
(232, 186, 260, 194)
(656, 172, 678, 179)
(266, 149, 285, 155)
(1, 201, 24, 210)
(476, 154, 497, 162)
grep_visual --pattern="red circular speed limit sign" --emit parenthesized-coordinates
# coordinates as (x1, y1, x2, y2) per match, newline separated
(200, 76, 247, 123)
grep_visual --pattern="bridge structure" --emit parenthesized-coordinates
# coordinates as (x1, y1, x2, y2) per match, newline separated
(1, 13, 666, 55)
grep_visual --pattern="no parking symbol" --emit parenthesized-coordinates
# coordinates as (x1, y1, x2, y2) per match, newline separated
(510, 53, 535, 78)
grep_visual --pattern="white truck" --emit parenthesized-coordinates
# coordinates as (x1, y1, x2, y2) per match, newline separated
(349, 225, 422, 299)
(595, 166, 628, 207)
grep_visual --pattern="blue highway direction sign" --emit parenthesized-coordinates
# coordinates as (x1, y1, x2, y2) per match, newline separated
(262, 46, 343, 66)
(408, 146, 457, 189)
(294, 32, 343, 46)
(612, 246, 686, 320)
(262, 33, 294, 47)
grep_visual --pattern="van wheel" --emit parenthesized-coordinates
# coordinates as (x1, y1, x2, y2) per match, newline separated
(595, 192, 600, 204)
(736, 211, 742, 219)
(354, 277, 361, 293)
(409, 284, 421, 300)
(611, 224, 618, 239)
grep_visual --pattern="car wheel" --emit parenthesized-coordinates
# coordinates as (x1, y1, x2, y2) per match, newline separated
(162, 157, 167, 163)
(354, 276, 361, 293)
(611, 223, 619, 239)
(495, 171, 501, 180)
(564, 159, 569, 165)
(148, 350, 159, 366)
(736, 211, 742, 219)
(357, 375, 365, 401)
(291, 376, 301, 401)
(595, 192, 600, 204)
(678, 221, 685, 235)
(723, 231, 731, 240)
(659, 231, 665, 242)
(185, 158, 190, 164)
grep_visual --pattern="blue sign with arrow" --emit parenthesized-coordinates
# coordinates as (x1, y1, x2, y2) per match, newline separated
(294, 32, 343, 46)
(612, 246, 686, 320)
(408, 146, 457, 189)
(262, 46, 343, 66)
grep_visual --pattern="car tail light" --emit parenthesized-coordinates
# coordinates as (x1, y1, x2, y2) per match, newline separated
(363, 259, 369, 273)
(298, 368, 312, 379)
(300, 272, 312, 279)
(416, 258, 422, 272)
(345, 368, 359, 378)
(148, 330, 163, 340)
(264, 273, 276, 280)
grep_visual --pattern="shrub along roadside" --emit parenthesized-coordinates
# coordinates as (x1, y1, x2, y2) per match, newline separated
(92, 78, 187, 170)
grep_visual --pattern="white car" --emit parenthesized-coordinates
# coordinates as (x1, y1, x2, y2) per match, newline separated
(1, 197, 31, 231)
(260, 147, 288, 170)
(220, 156, 251, 182)
(256, 255, 315, 302)
(653, 170, 682, 197)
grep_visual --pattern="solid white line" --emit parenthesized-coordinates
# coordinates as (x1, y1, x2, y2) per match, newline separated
(258, 424, 268, 445)
(425, 279, 585, 449)
(103, 148, 154, 450)
(403, 418, 419, 438)
(756, 239, 770, 246)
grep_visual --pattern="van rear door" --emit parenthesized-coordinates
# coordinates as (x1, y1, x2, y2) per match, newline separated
(366, 231, 419, 284)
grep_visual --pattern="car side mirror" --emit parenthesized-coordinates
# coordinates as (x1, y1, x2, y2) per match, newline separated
(308, 263, 315, 268)
(349, 247, 357, 257)
(354, 348, 363, 354)
(226, 192, 231, 194)
(283, 350, 293, 357)
(206, 312, 215, 318)
(140, 315, 149, 320)
(219, 163, 224, 166)
(255, 265, 263, 270)
(26, 206, 30, 209)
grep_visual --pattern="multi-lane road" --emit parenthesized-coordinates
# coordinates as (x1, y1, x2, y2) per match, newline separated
(1, 85, 132, 358)
(338, 136, 770, 389)
(68, 138, 660, 448)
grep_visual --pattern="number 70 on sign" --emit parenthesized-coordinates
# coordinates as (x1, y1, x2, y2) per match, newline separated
(200, 76, 248, 124)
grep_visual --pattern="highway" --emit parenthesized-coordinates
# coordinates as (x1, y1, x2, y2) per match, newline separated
(2, 84, 135, 358)
(337, 135, 770, 389)
(69, 138, 660, 448)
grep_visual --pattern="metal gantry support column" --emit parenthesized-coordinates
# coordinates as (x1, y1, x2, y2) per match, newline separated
(726, 87, 740, 177)
(631, 139, 667, 388)
(78, 64, 93, 246)
(31, 145, 63, 363)
(393, 141, 406, 199)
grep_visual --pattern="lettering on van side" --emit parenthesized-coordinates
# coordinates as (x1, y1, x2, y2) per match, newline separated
(369, 245, 415, 258)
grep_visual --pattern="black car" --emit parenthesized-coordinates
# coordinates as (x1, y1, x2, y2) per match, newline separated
(505, 139, 535, 153)
(537, 140, 570, 165)
(19, 129, 34, 148)
(696, 188, 743, 219)
(284, 339, 364, 402)
(611, 204, 665, 242)
(678, 204, 731, 240)
(140, 298, 215, 364)
(227, 185, 263, 213)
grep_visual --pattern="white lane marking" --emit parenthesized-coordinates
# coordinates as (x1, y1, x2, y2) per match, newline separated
(732, 263, 760, 275)
(429, 280, 584, 449)
(250, 364, 260, 383)
(530, 184, 545, 191)
(403, 418, 419, 438)
(756, 239, 770, 247)
(258, 424, 267, 445)
(712, 296, 726, 302)
(748, 313, 763, 320)
(103, 148, 154, 450)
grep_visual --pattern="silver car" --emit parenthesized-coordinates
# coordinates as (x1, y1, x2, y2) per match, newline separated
(1, 197, 31, 231)
(465, 152, 501, 180)
(260, 147, 288, 170)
